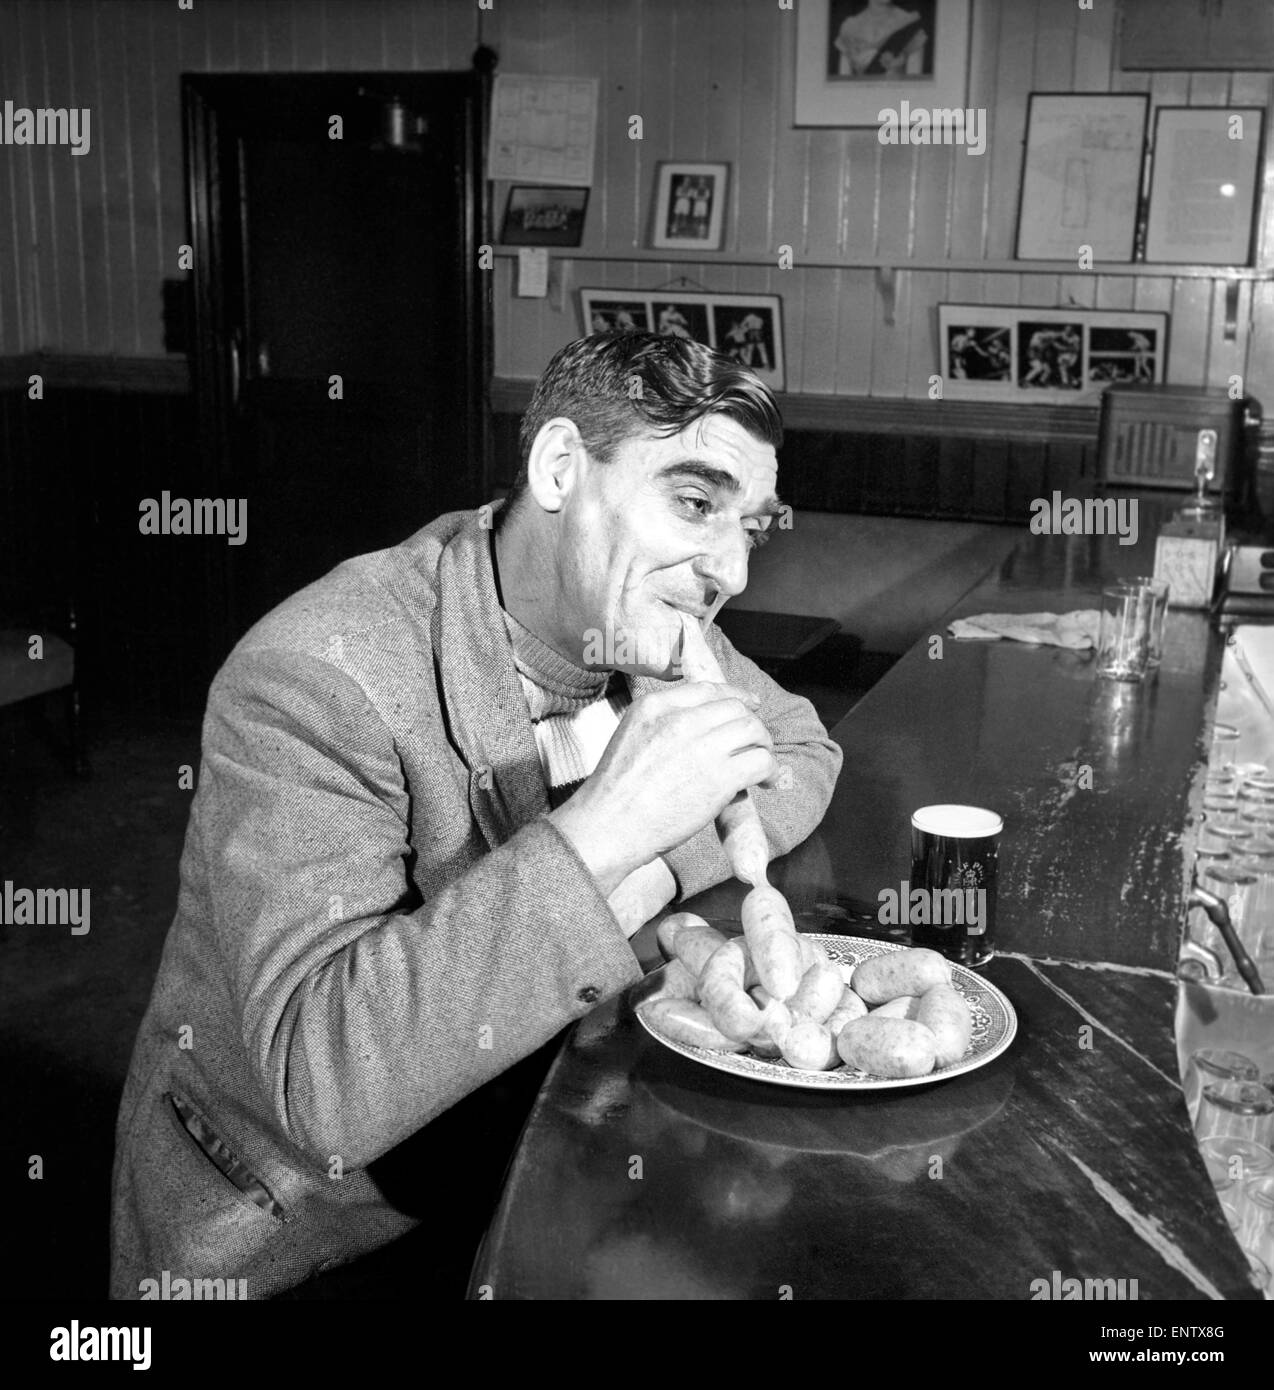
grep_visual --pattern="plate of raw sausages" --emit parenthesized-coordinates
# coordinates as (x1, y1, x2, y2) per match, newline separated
(634, 923, 1017, 1092)
(657, 614, 1015, 1089)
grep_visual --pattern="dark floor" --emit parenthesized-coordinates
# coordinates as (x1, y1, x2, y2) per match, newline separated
(0, 633, 892, 1301)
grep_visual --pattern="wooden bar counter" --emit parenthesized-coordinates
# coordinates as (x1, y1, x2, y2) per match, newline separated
(469, 499, 1264, 1300)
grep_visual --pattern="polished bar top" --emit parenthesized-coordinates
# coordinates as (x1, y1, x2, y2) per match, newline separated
(470, 495, 1261, 1299)
(471, 946, 1258, 1299)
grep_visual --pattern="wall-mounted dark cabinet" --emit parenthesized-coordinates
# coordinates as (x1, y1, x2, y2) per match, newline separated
(1119, 0, 1274, 70)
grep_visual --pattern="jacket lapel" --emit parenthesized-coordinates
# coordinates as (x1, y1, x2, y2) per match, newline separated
(433, 513, 549, 849)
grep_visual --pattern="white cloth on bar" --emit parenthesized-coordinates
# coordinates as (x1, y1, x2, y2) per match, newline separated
(947, 610, 1101, 649)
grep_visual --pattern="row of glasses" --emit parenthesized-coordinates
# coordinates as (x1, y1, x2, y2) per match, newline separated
(1187, 727, 1274, 1291)
(1193, 759, 1274, 984)
(1188, 1050, 1274, 1293)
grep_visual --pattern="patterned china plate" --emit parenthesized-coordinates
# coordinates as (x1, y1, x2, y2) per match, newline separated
(635, 933, 1018, 1092)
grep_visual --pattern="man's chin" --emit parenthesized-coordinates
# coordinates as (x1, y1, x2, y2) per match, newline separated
(584, 619, 684, 681)
(613, 656, 682, 682)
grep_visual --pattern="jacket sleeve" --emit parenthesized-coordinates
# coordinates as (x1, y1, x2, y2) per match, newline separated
(661, 622, 844, 902)
(198, 647, 642, 1171)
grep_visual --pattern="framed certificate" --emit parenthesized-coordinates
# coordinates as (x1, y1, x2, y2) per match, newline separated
(1144, 107, 1265, 266)
(1015, 93, 1148, 262)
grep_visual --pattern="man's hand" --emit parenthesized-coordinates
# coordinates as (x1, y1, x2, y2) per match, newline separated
(548, 682, 777, 898)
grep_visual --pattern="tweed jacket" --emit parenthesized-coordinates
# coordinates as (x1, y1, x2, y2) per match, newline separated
(108, 505, 843, 1299)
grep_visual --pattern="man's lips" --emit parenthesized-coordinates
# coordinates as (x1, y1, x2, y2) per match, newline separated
(660, 599, 712, 621)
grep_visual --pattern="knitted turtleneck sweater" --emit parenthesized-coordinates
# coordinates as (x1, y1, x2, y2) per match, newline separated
(499, 606, 631, 808)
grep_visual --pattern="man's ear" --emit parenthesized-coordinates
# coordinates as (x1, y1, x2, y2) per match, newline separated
(526, 418, 586, 514)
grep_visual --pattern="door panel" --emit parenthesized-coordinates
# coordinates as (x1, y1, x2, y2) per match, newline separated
(184, 74, 490, 649)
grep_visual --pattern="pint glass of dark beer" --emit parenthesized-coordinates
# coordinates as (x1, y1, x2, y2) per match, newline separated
(909, 805, 1003, 967)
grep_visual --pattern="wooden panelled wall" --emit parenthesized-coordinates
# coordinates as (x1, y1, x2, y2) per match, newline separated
(0, 0, 480, 355)
(0, 0, 1271, 399)
(489, 0, 1274, 401)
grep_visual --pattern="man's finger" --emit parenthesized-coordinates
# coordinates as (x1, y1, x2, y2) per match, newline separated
(638, 680, 761, 712)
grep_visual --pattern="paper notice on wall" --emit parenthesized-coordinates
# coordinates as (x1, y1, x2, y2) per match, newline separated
(516, 247, 549, 298)
(488, 74, 598, 186)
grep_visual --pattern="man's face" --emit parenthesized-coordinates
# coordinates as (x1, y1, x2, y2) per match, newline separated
(554, 412, 781, 678)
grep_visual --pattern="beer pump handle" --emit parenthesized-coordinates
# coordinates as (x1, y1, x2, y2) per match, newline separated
(1193, 428, 1217, 507)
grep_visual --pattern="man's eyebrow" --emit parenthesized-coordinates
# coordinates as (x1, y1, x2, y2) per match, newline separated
(656, 460, 785, 517)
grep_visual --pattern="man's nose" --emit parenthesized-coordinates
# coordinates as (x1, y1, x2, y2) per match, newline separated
(696, 528, 750, 599)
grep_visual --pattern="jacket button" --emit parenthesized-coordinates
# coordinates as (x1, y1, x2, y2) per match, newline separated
(577, 985, 600, 1004)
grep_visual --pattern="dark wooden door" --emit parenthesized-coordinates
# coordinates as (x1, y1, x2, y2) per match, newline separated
(184, 73, 490, 653)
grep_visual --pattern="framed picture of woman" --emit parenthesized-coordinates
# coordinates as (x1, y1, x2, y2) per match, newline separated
(795, 0, 970, 128)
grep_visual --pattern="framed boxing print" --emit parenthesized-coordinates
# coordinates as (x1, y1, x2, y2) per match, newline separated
(650, 162, 729, 251)
(579, 289, 786, 391)
(795, 0, 970, 128)
(938, 305, 1168, 403)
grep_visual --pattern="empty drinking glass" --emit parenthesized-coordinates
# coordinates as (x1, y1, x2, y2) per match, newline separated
(1097, 581, 1153, 682)
(1199, 1136, 1274, 1188)
(1185, 1049, 1260, 1123)
(1237, 848, 1274, 960)
(1197, 824, 1255, 856)
(1203, 792, 1242, 826)
(1234, 1175, 1274, 1255)
(1196, 1082, 1274, 1148)
(1126, 575, 1170, 668)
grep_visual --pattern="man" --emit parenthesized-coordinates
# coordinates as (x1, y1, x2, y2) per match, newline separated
(656, 303, 692, 339)
(721, 316, 752, 366)
(109, 332, 842, 1300)
(740, 312, 771, 370)
(1128, 331, 1154, 383)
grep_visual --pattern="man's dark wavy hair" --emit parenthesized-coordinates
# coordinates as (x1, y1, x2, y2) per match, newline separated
(498, 331, 783, 527)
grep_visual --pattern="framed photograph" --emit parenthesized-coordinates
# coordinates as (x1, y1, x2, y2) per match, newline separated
(938, 305, 1167, 403)
(650, 163, 729, 251)
(500, 185, 590, 247)
(710, 297, 784, 389)
(1144, 107, 1265, 266)
(795, 0, 970, 128)
(1015, 93, 1148, 262)
(580, 292, 650, 334)
(579, 289, 786, 390)
(650, 298, 712, 343)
